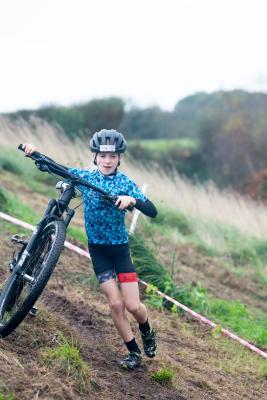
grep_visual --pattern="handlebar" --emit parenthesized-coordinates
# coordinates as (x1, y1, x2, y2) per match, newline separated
(18, 144, 134, 211)
(18, 144, 42, 160)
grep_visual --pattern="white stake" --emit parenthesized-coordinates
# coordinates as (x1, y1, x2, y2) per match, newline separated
(129, 183, 148, 235)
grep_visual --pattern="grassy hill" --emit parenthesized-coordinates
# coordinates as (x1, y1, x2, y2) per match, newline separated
(0, 121, 266, 399)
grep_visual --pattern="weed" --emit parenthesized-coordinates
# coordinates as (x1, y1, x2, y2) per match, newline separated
(212, 325, 223, 338)
(151, 364, 175, 386)
(145, 284, 164, 310)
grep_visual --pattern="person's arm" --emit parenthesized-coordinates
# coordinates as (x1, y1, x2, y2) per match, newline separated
(134, 198, 157, 218)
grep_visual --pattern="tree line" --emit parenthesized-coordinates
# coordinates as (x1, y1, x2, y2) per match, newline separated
(4, 90, 267, 193)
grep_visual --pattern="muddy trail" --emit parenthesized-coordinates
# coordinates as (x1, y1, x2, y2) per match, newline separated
(0, 223, 266, 400)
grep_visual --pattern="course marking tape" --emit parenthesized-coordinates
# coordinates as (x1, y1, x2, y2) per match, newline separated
(139, 280, 267, 359)
(1, 211, 266, 359)
(0, 211, 91, 259)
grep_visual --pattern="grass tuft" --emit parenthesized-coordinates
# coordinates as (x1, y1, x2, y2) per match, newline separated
(151, 365, 175, 386)
(41, 333, 93, 391)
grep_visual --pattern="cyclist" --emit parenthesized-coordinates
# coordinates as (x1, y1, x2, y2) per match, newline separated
(23, 129, 158, 370)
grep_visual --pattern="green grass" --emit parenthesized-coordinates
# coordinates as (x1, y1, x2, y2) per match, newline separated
(42, 333, 92, 390)
(208, 298, 267, 347)
(67, 226, 88, 246)
(151, 365, 175, 385)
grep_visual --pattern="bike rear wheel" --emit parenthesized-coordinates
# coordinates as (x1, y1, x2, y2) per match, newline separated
(0, 219, 66, 338)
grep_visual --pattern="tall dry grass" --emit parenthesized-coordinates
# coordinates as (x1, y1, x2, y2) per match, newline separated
(1, 115, 267, 239)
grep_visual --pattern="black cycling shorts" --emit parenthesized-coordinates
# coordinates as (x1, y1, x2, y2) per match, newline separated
(88, 242, 138, 284)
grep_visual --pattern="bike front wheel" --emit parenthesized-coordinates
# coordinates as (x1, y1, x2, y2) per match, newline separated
(0, 219, 66, 338)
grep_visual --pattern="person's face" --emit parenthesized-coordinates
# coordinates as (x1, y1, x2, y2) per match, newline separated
(96, 152, 120, 175)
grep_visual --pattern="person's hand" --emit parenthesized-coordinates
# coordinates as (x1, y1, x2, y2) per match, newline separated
(23, 143, 37, 155)
(115, 196, 136, 210)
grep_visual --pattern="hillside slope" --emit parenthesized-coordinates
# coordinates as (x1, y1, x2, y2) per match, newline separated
(0, 172, 266, 399)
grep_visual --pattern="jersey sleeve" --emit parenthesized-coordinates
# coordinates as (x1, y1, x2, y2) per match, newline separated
(126, 178, 147, 201)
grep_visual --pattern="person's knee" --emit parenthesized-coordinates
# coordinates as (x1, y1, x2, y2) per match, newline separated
(109, 299, 125, 315)
(125, 302, 141, 315)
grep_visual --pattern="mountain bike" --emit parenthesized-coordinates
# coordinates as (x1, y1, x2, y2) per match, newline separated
(0, 145, 131, 338)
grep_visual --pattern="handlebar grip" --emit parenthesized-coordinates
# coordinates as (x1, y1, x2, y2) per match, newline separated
(18, 144, 42, 159)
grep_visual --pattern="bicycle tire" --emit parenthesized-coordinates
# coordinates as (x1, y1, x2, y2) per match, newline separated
(0, 219, 66, 338)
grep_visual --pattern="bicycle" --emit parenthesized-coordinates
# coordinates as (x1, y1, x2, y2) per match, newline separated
(0, 144, 133, 338)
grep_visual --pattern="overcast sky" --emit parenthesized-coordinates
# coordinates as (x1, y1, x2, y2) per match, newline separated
(0, 0, 267, 113)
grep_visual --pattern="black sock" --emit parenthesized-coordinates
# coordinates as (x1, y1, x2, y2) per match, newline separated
(125, 338, 141, 353)
(139, 319, 151, 335)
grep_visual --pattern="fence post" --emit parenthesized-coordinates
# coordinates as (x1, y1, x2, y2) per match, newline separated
(129, 183, 148, 235)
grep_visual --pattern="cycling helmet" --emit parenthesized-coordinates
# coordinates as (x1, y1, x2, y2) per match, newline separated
(89, 129, 126, 153)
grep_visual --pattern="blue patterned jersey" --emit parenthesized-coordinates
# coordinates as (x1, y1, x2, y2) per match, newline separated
(69, 167, 147, 244)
